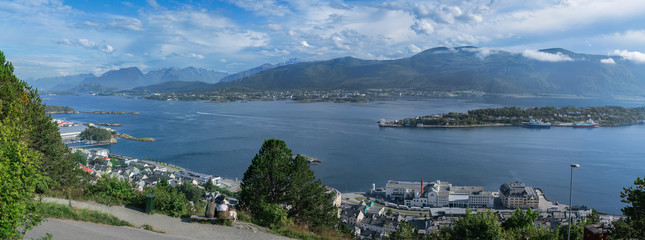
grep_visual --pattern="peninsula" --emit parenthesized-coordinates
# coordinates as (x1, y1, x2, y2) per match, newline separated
(379, 106, 645, 128)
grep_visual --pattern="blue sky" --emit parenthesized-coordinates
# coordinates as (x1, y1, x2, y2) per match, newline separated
(2, 0, 645, 79)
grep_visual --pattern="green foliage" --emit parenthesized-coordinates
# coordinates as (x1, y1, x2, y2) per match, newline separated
(448, 210, 504, 240)
(73, 150, 87, 166)
(86, 177, 137, 206)
(239, 139, 337, 229)
(556, 223, 584, 240)
(503, 208, 540, 230)
(79, 126, 112, 142)
(0, 122, 43, 239)
(389, 221, 418, 240)
(109, 158, 121, 166)
(30, 201, 131, 227)
(140, 181, 188, 217)
(503, 225, 558, 240)
(610, 176, 645, 239)
(203, 179, 235, 197)
(256, 203, 290, 230)
(587, 209, 600, 225)
(177, 182, 205, 204)
(0, 50, 47, 239)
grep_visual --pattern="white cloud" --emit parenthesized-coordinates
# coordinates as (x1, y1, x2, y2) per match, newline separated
(600, 58, 616, 64)
(522, 50, 573, 62)
(147, 0, 160, 8)
(57, 38, 115, 53)
(613, 49, 645, 63)
(101, 45, 115, 53)
(187, 53, 205, 59)
(407, 44, 422, 53)
(301, 40, 311, 47)
(267, 24, 282, 31)
(77, 38, 97, 48)
(227, 0, 291, 16)
(411, 19, 434, 35)
(461, 47, 497, 59)
(260, 48, 290, 56)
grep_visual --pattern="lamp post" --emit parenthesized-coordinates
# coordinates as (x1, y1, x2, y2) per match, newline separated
(568, 163, 580, 240)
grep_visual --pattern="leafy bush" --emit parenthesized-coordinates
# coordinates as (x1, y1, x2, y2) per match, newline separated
(86, 177, 137, 206)
(138, 180, 188, 217)
(256, 203, 290, 229)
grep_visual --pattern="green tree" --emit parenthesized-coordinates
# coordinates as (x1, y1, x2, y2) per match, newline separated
(0, 51, 45, 239)
(79, 126, 112, 142)
(177, 182, 205, 204)
(287, 153, 337, 227)
(610, 176, 645, 239)
(239, 139, 337, 229)
(389, 221, 418, 240)
(239, 139, 292, 213)
(448, 210, 504, 240)
(73, 150, 87, 166)
(503, 208, 540, 230)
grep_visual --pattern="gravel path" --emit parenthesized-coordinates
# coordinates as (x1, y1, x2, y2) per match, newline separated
(26, 198, 292, 240)
(25, 219, 194, 240)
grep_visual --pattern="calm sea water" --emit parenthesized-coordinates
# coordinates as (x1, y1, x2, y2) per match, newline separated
(44, 95, 645, 214)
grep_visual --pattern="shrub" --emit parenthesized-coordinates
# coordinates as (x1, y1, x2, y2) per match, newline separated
(256, 203, 290, 229)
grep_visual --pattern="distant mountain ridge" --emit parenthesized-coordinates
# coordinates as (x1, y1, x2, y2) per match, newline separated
(213, 47, 645, 97)
(28, 67, 229, 91)
(30, 47, 645, 98)
(218, 58, 301, 82)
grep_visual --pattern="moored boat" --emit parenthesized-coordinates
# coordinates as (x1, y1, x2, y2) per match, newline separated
(521, 119, 551, 128)
(573, 119, 599, 128)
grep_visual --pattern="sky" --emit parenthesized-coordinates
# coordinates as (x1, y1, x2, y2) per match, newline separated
(2, 0, 645, 79)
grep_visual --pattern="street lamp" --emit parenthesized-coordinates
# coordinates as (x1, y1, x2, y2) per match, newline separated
(568, 163, 580, 240)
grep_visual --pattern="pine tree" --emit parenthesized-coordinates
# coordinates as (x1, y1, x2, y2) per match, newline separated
(611, 176, 645, 239)
(239, 139, 337, 229)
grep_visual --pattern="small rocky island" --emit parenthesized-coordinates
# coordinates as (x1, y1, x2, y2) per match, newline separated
(380, 106, 645, 128)
(79, 125, 155, 143)
(45, 105, 141, 115)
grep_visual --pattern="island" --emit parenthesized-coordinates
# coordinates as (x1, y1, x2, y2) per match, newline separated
(78, 110, 141, 115)
(379, 106, 645, 128)
(97, 123, 123, 127)
(45, 105, 75, 114)
(44, 105, 141, 115)
(115, 133, 156, 142)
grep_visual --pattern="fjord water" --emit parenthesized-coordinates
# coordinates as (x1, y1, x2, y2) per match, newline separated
(46, 95, 645, 214)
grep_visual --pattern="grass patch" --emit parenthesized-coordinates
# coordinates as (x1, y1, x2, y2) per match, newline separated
(32, 201, 132, 227)
(141, 224, 165, 234)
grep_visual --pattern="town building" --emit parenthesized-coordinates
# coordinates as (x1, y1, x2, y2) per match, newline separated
(58, 125, 88, 139)
(385, 180, 425, 201)
(326, 187, 342, 217)
(499, 182, 539, 209)
(426, 180, 496, 208)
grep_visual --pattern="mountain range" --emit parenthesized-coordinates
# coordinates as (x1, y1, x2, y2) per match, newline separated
(215, 47, 645, 97)
(29, 47, 645, 98)
(27, 67, 229, 91)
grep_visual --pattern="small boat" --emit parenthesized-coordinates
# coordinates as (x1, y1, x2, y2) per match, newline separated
(521, 119, 551, 128)
(573, 119, 599, 128)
